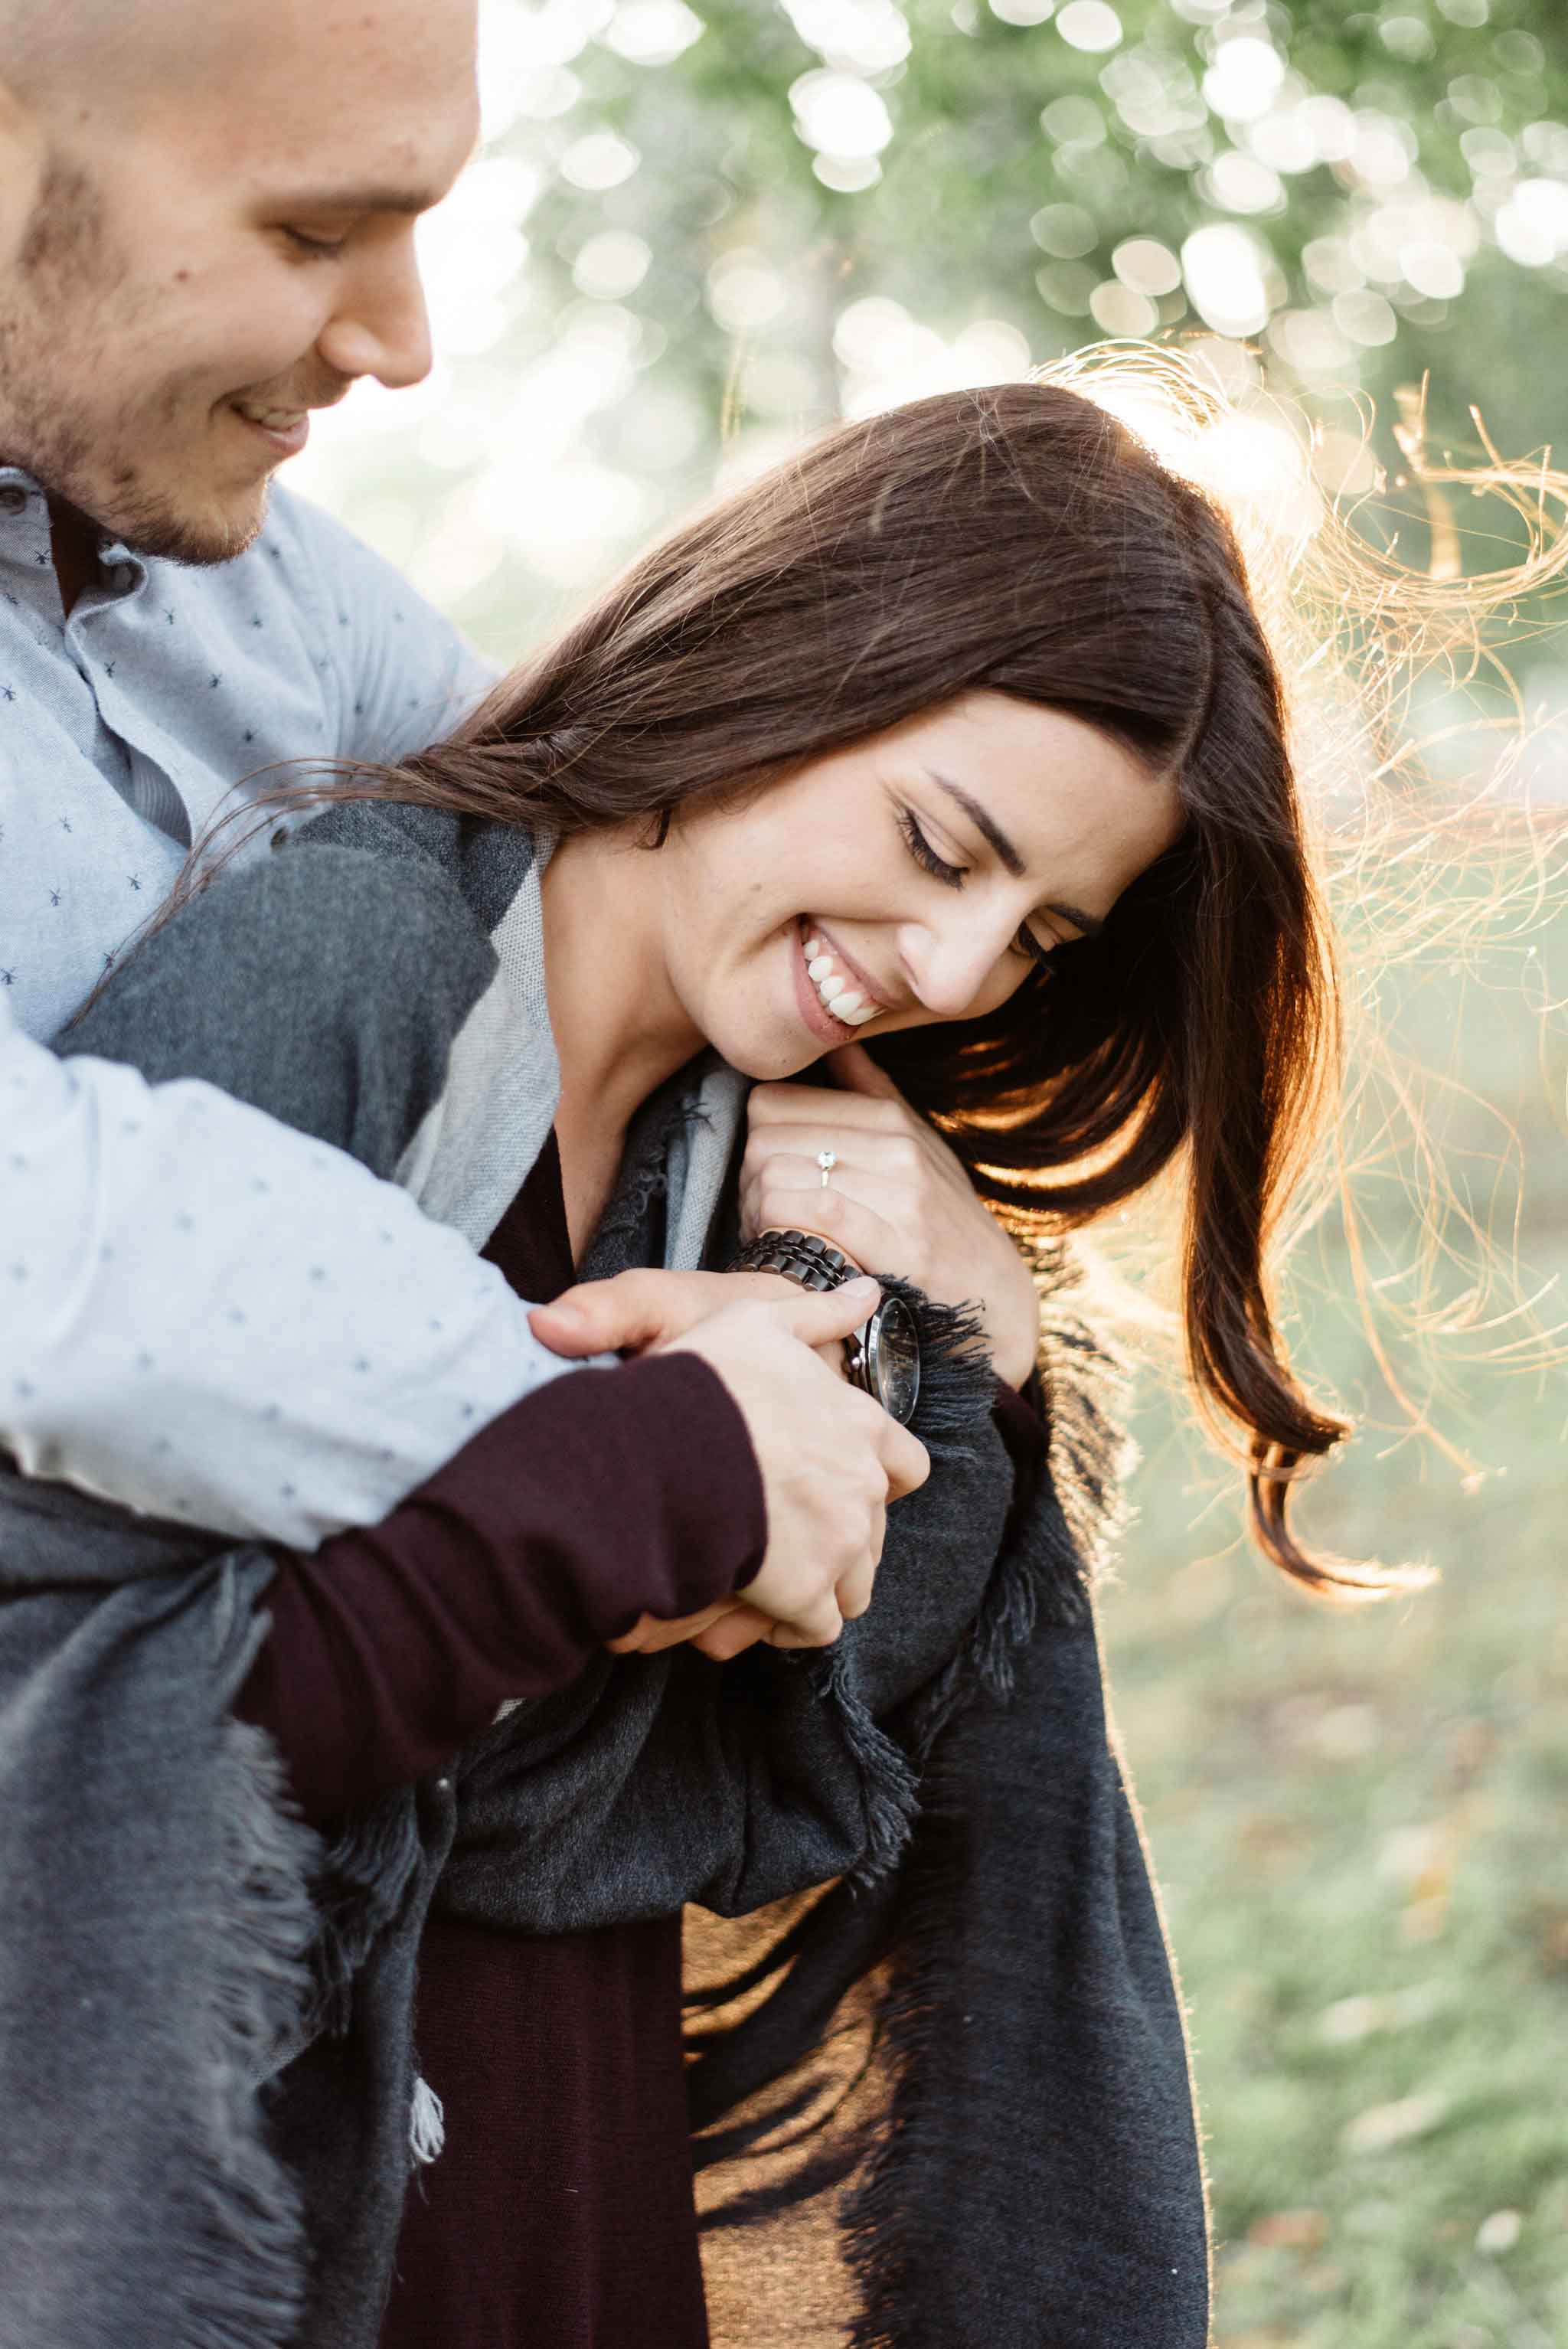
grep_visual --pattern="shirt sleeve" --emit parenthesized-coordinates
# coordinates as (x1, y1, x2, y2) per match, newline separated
(0, 999, 619, 1547)
(270, 488, 499, 766)
(237, 1351, 768, 1827)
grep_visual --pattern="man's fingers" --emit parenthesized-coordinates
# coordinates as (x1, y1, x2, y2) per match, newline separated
(766, 1600, 845, 1651)
(836, 1512, 882, 1622)
(776, 1274, 883, 1348)
(530, 1269, 732, 1357)
(874, 1414, 930, 1501)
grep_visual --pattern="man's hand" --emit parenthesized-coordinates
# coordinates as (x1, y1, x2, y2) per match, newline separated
(531, 1267, 831, 1367)
(531, 1272, 929, 1651)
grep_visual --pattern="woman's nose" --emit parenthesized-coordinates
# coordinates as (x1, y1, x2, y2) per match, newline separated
(900, 920, 1010, 1019)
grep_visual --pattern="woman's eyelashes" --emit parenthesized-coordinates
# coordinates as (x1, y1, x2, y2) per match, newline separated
(899, 806, 1057, 975)
(898, 808, 966, 889)
(1011, 926, 1057, 975)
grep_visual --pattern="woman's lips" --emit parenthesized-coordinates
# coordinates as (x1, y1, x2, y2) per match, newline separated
(792, 918, 883, 1044)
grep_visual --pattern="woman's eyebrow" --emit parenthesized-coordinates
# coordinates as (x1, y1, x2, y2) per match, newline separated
(924, 768, 1104, 938)
(926, 769, 1026, 874)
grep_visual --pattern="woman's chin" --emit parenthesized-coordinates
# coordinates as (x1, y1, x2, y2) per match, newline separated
(699, 1012, 825, 1083)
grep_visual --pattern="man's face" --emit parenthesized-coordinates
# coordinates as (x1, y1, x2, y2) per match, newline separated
(0, 0, 479, 564)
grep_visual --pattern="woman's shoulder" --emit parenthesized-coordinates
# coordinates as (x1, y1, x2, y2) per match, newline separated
(291, 799, 537, 931)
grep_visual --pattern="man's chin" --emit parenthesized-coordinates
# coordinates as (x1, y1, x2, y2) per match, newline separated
(111, 485, 271, 569)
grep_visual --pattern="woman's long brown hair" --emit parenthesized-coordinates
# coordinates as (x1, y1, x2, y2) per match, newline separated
(183, 374, 1426, 1596)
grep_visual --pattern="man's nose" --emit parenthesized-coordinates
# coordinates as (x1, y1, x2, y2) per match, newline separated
(315, 240, 435, 393)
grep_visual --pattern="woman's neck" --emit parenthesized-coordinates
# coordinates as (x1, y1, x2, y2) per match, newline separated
(539, 826, 705, 1150)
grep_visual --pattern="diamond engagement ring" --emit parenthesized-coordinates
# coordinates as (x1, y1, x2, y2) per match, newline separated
(816, 1149, 838, 1188)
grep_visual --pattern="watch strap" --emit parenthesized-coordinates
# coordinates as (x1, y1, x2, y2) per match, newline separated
(728, 1230, 861, 1290)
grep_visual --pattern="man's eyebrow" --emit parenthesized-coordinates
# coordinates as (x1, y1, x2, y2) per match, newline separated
(926, 768, 1105, 939)
(266, 183, 447, 217)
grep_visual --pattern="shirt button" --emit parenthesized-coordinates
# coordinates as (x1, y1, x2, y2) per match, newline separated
(0, 486, 28, 516)
(433, 1776, 452, 1794)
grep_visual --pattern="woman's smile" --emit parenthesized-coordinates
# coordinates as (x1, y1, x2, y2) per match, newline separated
(791, 917, 884, 1043)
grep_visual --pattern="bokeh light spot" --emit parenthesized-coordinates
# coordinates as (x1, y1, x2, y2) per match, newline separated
(1054, 1, 1121, 55)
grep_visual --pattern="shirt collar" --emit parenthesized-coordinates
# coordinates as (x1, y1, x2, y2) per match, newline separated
(0, 464, 146, 590)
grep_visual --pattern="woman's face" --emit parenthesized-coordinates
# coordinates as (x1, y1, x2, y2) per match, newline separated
(656, 691, 1186, 1080)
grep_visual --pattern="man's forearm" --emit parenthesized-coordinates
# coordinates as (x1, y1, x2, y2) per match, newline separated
(0, 1005, 614, 1545)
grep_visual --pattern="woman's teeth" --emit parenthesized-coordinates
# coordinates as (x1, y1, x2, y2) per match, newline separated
(803, 933, 877, 1026)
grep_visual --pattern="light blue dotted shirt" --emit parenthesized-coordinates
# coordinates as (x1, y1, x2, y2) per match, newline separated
(0, 468, 611, 1547)
(0, 466, 493, 1034)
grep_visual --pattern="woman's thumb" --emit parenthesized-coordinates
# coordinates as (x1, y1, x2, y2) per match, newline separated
(825, 1041, 902, 1097)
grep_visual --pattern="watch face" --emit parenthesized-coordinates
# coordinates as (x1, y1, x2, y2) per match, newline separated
(864, 1296, 920, 1425)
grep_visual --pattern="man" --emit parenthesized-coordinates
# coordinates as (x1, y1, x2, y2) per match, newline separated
(0, 0, 915, 1629)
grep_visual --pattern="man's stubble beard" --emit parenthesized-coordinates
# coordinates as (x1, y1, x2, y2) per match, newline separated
(0, 150, 266, 567)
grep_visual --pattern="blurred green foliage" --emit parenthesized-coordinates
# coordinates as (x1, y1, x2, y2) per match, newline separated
(301, 0, 1568, 651)
(1102, 897, 1568, 2346)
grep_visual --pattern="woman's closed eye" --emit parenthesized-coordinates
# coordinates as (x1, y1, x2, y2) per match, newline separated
(1010, 926, 1058, 977)
(898, 807, 965, 889)
(898, 808, 1057, 976)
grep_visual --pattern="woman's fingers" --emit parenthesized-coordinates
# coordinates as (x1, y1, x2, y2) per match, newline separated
(606, 1599, 739, 1655)
(740, 1168, 916, 1276)
(741, 1149, 918, 1217)
(745, 1081, 923, 1142)
(691, 1605, 773, 1661)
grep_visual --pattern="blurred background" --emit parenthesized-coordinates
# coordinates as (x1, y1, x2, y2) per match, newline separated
(298, 2, 1567, 2340)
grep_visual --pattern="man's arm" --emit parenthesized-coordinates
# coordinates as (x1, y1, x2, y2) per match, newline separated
(0, 995, 616, 1544)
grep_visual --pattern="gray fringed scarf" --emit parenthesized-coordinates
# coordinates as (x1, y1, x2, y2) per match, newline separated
(0, 803, 1208, 2347)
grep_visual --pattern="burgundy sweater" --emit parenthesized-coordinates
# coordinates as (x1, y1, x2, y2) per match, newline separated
(237, 1135, 760, 2346)
(235, 1135, 1047, 2345)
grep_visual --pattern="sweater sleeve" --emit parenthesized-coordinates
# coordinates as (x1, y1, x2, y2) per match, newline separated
(991, 1366, 1050, 1551)
(235, 1351, 766, 1828)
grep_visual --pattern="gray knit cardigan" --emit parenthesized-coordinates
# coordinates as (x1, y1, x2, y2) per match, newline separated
(0, 802, 1209, 2348)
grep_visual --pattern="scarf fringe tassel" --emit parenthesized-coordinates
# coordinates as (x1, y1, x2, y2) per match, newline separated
(838, 1252, 1138, 2349)
(181, 1717, 323, 2349)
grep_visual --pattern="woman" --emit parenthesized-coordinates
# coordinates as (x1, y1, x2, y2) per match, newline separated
(2, 369, 1392, 2347)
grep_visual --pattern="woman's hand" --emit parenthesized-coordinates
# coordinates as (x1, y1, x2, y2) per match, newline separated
(607, 1596, 776, 1662)
(740, 1042, 1041, 1389)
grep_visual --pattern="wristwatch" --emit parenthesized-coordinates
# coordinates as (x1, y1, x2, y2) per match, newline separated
(728, 1229, 921, 1425)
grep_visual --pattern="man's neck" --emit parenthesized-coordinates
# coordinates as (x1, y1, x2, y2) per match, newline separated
(47, 496, 102, 616)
